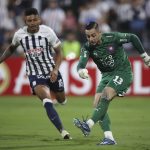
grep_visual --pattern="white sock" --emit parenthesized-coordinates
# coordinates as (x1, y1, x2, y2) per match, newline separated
(61, 130, 69, 137)
(104, 131, 114, 141)
(43, 98, 53, 106)
(86, 119, 95, 129)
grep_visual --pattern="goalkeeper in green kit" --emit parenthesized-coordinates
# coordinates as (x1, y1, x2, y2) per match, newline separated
(73, 21, 150, 145)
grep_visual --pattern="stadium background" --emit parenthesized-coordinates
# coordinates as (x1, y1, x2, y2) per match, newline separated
(0, 1, 150, 150)
(0, 0, 150, 96)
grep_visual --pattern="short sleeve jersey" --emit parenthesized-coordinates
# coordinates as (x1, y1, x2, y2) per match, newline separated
(78, 32, 133, 73)
(12, 25, 61, 75)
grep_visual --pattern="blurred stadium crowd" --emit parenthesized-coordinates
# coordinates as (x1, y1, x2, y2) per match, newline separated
(0, 0, 150, 57)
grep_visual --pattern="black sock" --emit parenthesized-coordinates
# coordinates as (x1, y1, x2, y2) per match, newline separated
(43, 99, 63, 132)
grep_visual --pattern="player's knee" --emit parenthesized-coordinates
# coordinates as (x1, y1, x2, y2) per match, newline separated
(101, 93, 110, 101)
(56, 94, 67, 105)
(57, 98, 67, 105)
(101, 88, 113, 101)
(61, 98, 67, 105)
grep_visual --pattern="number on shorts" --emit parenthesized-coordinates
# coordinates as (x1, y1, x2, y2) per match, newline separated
(113, 76, 123, 85)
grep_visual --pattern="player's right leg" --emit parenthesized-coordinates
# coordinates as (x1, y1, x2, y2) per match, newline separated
(34, 85, 71, 139)
(28, 75, 71, 139)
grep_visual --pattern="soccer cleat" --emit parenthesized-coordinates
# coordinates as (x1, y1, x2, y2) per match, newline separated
(61, 130, 72, 140)
(97, 138, 117, 145)
(73, 118, 90, 136)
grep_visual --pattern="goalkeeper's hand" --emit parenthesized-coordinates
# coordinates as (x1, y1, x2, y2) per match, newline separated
(78, 69, 89, 79)
(140, 52, 150, 67)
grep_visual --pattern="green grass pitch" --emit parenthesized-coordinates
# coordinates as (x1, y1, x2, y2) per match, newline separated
(0, 96, 150, 150)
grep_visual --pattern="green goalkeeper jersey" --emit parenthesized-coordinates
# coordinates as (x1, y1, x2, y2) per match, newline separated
(77, 32, 145, 73)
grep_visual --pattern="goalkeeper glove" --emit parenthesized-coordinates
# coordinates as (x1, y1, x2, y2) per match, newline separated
(78, 69, 89, 79)
(140, 52, 150, 67)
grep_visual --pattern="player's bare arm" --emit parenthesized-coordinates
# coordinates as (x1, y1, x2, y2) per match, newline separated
(0, 44, 17, 64)
(50, 45, 62, 82)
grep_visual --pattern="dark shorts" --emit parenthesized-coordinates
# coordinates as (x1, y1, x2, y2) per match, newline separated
(28, 71, 65, 94)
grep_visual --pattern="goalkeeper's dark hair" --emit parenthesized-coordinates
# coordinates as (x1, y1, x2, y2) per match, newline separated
(24, 8, 39, 16)
(85, 21, 99, 30)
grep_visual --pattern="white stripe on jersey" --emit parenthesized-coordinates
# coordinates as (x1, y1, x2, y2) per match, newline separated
(12, 25, 61, 75)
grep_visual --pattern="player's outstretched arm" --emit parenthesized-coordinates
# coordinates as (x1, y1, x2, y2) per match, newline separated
(130, 34, 150, 67)
(0, 44, 17, 64)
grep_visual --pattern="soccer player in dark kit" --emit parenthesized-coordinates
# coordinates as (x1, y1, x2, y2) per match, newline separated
(73, 21, 150, 145)
(0, 8, 71, 139)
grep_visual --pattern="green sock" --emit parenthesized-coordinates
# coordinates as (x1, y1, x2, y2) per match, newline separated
(91, 97, 110, 123)
(99, 113, 111, 131)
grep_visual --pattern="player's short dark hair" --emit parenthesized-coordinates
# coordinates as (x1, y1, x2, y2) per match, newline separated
(85, 21, 99, 30)
(24, 8, 39, 16)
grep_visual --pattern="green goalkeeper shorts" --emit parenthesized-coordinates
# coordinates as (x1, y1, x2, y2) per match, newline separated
(96, 67, 133, 96)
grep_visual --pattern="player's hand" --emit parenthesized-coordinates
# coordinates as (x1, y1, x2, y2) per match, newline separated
(78, 69, 89, 79)
(141, 52, 150, 67)
(50, 69, 58, 82)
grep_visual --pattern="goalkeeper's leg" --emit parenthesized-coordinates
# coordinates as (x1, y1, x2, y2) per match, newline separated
(92, 93, 115, 141)
(99, 113, 115, 141)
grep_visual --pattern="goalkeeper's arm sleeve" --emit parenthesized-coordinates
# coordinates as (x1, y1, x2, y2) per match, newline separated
(130, 34, 145, 54)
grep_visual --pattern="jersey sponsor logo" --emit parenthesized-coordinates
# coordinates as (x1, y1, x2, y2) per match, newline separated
(120, 39, 127, 42)
(99, 55, 115, 67)
(27, 47, 44, 57)
(20, 34, 55, 75)
(37, 74, 50, 79)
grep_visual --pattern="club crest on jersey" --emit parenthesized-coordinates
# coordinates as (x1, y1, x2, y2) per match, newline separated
(106, 44, 116, 54)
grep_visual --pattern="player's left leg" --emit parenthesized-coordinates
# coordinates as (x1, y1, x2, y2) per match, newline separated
(49, 72, 71, 139)
(90, 87, 117, 125)
(94, 93, 115, 142)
